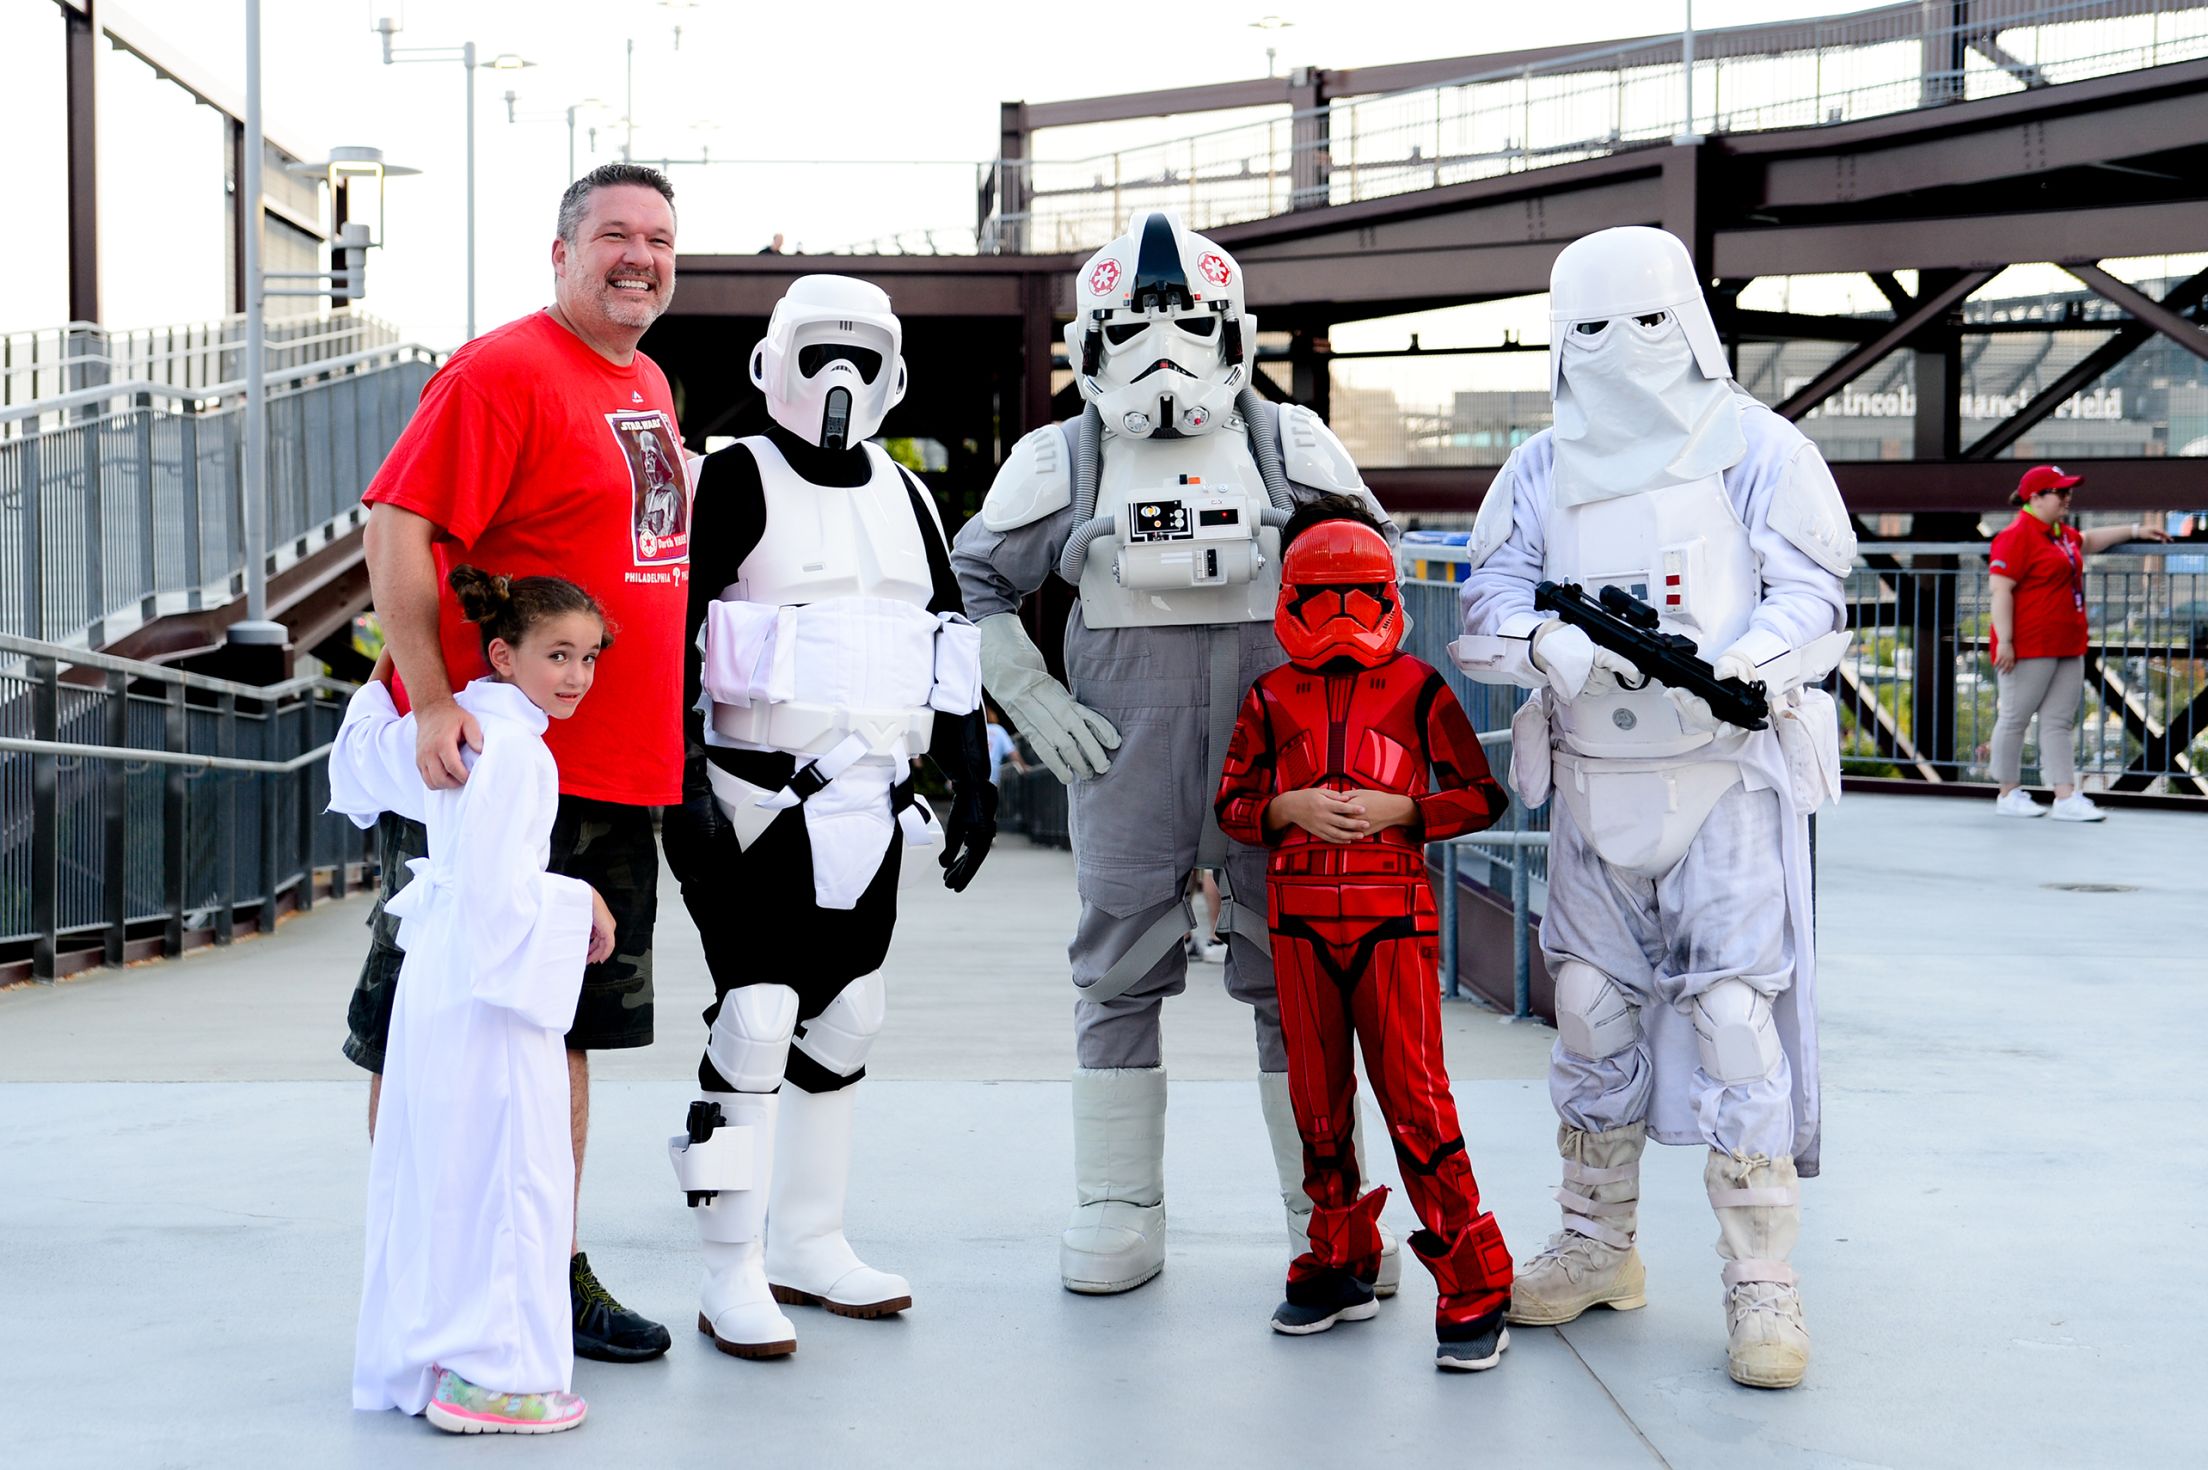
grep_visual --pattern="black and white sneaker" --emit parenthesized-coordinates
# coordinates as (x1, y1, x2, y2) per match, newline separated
(1435, 1309, 1510, 1372)
(1270, 1268, 1379, 1336)
(571, 1252, 672, 1363)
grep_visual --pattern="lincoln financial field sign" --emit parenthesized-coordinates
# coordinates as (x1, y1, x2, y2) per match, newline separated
(1786, 382, 2129, 422)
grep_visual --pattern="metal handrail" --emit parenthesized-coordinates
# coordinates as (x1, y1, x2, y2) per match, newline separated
(1, 342, 438, 426)
(0, 734, 335, 775)
(1, 635, 369, 979)
(0, 632, 354, 699)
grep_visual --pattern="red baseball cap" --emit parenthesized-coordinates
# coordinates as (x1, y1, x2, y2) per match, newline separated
(2012, 464, 2084, 504)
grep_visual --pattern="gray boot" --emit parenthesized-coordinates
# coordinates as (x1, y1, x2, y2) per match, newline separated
(1256, 1071, 1400, 1298)
(1508, 1121, 1648, 1326)
(1706, 1148, 1810, 1389)
(1060, 1067, 1168, 1294)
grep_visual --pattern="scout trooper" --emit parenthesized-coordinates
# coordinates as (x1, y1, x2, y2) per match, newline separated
(666, 274, 996, 1359)
(949, 210, 1401, 1297)
(1454, 226, 1853, 1390)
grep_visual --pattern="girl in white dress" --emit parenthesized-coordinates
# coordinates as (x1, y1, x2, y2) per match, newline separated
(330, 566, 617, 1436)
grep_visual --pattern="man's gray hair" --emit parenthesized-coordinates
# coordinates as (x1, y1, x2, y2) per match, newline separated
(556, 163, 677, 244)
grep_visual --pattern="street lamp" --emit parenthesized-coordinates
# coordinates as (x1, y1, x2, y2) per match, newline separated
(506, 93, 606, 180)
(371, 15, 533, 341)
(1248, 14, 1294, 79)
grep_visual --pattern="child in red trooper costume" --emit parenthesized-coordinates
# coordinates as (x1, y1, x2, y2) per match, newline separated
(1214, 496, 1516, 1371)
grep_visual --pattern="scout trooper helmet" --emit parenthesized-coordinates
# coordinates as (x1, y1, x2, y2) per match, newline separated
(750, 274, 908, 450)
(1276, 519, 1403, 670)
(1066, 210, 1254, 439)
(1546, 226, 1728, 397)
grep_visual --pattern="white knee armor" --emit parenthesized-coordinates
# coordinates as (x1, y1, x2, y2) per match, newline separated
(792, 971, 888, 1080)
(707, 984, 802, 1093)
(1691, 979, 1783, 1084)
(1552, 959, 1640, 1061)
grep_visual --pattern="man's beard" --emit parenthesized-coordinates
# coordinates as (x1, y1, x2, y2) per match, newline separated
(595, 277, 670, 329)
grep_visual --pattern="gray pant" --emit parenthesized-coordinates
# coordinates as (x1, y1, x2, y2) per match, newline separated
(1992, 656, 2083, 788)
(1069, 867, 1286, 1072)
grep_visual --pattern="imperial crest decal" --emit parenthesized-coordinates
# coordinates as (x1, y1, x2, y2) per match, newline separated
(1087, 259, 1122, 296)
(1197, 253, 1232, 287)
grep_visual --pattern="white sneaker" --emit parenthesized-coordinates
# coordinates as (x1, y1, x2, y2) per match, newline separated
(1994, 788, 2044, 818)
(2049, 793, 2107, 822)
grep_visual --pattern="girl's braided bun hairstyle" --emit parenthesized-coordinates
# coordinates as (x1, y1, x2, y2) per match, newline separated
(446, 565, 611, 660)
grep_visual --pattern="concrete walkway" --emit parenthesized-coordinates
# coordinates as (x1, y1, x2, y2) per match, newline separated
(1, 794, 2199, 1466)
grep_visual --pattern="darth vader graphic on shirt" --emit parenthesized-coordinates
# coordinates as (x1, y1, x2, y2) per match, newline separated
(606, 409, 691, 566)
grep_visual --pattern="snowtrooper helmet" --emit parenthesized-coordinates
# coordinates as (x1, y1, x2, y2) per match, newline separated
(750, 274, 907, 450)
(1546, 226, 1729, 397)
(1065, 211, 1254, 439)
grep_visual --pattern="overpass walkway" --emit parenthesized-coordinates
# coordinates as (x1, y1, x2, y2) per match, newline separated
(0, 794, 2196, 1466)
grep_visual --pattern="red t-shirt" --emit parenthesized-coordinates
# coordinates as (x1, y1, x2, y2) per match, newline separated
(1987, 509, 2087, 661)
(363, 310, 690, 806)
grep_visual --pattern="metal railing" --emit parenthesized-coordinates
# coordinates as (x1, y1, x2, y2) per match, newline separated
(983, 0, 2208, 254)
(1, 312, 401, 408)
(0, 632, 371, 980)
(0, 342, 438, 649)
(1401, 541, 2208, 796)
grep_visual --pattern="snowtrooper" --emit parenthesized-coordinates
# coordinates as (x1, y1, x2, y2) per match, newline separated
(1454, 225, 1853, 1390)
(949, 210, 1403, 1297)
(665, 274, 996, 1358)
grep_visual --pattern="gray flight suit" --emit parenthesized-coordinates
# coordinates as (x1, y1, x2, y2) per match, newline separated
(950, 426, 1367, 1072)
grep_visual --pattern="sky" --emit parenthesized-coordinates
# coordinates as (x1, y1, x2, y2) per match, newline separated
(7, 0, 1905, 349)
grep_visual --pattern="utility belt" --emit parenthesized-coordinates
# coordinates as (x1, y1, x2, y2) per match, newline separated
(1268, 841, 1427, 881)
(709, 700, 937, 764)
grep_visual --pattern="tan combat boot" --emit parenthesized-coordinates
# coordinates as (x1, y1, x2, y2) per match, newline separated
(1706, 1148, 1810, 1389)
(1507, 1120, 1648, 1326)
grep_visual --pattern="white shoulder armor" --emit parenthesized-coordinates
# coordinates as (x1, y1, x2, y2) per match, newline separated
(1277, 403, 1365, 497)
(979, 423, 1073, 532)
(1765, 448, 1858, 577)
(1468, 456, 1520, 570)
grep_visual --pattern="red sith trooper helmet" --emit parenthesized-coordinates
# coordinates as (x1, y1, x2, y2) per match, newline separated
(1276, 519, 1404, 669)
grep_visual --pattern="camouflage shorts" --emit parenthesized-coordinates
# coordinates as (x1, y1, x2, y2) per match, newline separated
(341, 797, 659, 1073)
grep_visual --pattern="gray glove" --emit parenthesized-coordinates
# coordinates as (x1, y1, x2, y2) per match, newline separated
(977, 613, 1121, 783)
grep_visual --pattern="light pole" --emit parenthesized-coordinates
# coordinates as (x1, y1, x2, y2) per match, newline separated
(507, 93, 605, 180)
(234, 2, 409, 674)
(373, 16, 532, 341)
(1248, 14, 1294, 79)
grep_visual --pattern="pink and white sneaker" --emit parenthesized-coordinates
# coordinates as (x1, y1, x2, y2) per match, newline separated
(424, 1367, 587, 1435)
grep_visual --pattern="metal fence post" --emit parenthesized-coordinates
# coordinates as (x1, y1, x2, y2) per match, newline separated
(30, 655, 59, 981)
(137, 409, 157, 621)
(260, 699, 282, 932)
(1510, 797, 1532, 1019)
(180, 414, 204, 607)
(20, 432, 44, 640)
(1437, 841, 1460, 998)
(295, 691, 317, 912)
(103, 668, 128, 966)
(82, 415, 107, 646)
(163, 679, 187, 957)
(216, 691, 236, 945)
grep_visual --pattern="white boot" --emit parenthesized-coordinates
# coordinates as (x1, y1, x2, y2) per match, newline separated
(691, 1091, 797, 1358)
(1061, 1067, 1168, 1294)
(1256, 1071, 1400, 1298)
(1707, 1149, 1810, 1389)
(764, 1084, 911, 1318)
(1508, 1121, 1648, 1326)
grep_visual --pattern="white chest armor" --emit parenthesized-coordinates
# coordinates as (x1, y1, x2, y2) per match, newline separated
(733, 437, 934, 607)
(1076, 427, 1282, 629)
(1544, 472, 1758, 760)
(703, 437, 947, 762)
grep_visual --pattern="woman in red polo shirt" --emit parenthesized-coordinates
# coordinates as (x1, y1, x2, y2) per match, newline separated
(1987, 465, 2168, 821)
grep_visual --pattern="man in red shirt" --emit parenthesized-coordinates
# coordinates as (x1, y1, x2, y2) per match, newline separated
(1987, 464, 2167, 821)
(344, 162, 689, 1361)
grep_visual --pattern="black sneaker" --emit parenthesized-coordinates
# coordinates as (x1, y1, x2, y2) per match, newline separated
(1270, 1267, 1378, 1336)
(571, 1252, 671, 1363)
(1435, 1308, 1510, 1372)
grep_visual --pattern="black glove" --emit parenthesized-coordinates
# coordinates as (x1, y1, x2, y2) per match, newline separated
(662, 755, 730, 886)
(939, 779, 998, 892)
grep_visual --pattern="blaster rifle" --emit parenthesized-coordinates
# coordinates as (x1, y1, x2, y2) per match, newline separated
(1532, 580, 1769, 731)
